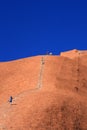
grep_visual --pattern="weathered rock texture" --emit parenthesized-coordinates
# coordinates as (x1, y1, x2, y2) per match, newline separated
(0, 49, 87, 130)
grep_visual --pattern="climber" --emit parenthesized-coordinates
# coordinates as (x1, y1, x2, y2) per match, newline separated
(42, 60, 44, 64)
(9, 96, 13, 104)
(42, 57, 44, 64)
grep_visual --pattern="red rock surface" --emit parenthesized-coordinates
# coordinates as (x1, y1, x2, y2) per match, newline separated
(0, 49, 87, 130)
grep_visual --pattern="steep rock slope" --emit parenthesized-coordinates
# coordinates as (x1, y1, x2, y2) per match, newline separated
(0, 50, 87, 130)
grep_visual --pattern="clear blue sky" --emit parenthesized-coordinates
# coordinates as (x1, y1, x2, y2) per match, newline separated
(0, 0, 87, 61)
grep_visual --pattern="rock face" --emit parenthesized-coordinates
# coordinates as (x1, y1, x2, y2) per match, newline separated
(0, 49, 87, 130)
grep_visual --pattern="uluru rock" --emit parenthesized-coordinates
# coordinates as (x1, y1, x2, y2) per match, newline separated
(0, 49, 87, 130)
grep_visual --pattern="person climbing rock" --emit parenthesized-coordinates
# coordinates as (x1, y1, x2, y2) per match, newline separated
(9, 96, 13, 104)
(42, 57, 44, 64)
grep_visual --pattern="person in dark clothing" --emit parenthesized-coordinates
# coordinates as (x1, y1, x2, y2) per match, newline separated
(9, 96, 13, 104)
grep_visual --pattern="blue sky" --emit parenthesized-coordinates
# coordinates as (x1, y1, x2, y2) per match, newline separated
(0, 0, 87, 61)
